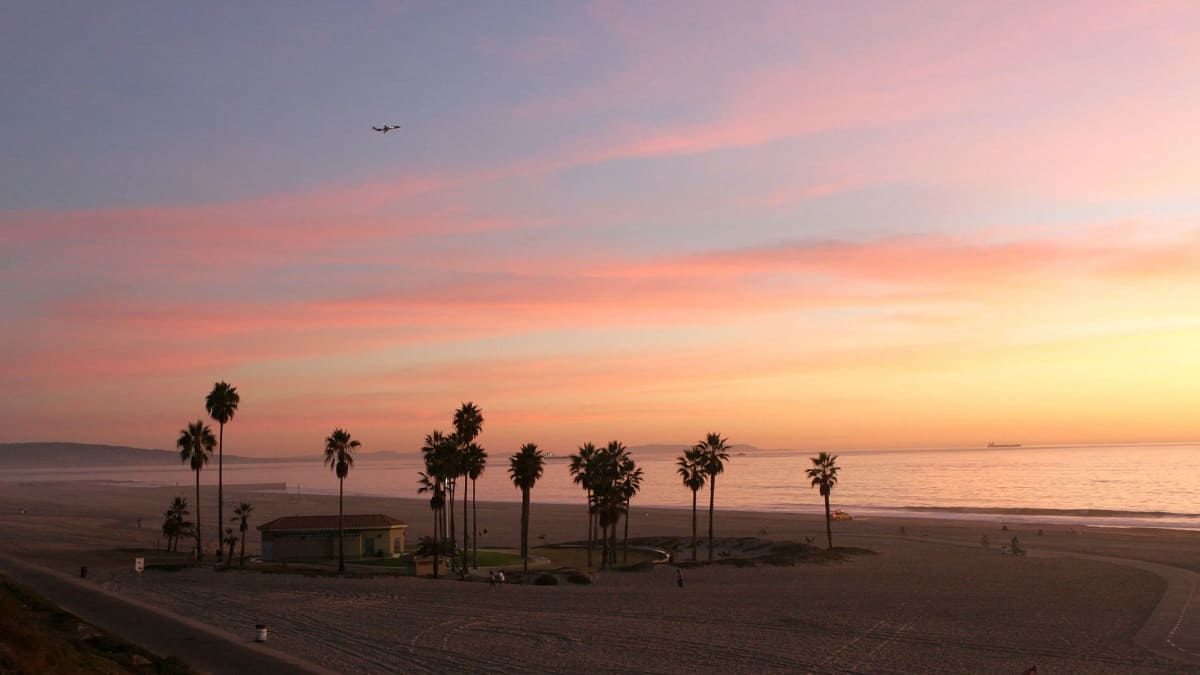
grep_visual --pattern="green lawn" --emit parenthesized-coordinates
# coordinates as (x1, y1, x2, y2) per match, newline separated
(530, 546, 660, 570)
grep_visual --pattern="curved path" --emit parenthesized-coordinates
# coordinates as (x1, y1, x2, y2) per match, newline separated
(0, 551, 333, 675)
(856, 532, 1200, 667)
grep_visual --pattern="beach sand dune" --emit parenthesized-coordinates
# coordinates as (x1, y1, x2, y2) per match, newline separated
(1, 481, 1196, 673)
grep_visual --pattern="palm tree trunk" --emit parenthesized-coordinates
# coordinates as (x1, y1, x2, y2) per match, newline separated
(436, 504, 446, 578)
(707, 474, 716, 562)
(622, 499, 630, 562)
(194, 470, 202, 561)
(586, 490, 593, 568)
(239, 527, 246, 567)
(448, 480, 456, 555)
(691, 488, 698, 561)
(824, 491, 833, 550)
(521, 489, 530, 572)
(217, 422, 224, 565)
(599, 522, 608, 570)
(472, 478, 479, 569)
(463, 479, 469, 572)
(337, 477, 345, 573)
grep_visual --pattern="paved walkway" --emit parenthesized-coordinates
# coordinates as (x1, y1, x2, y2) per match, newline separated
(851, 533, 1200, 667)
(0, 552, 333, 675)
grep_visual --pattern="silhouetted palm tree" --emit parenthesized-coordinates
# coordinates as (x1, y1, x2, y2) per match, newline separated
(568, 442, 599, 567)
(162, 496, 191, 553)
(676, 447, 707, 561)
(177, 421, 215, 560)
(462, 442, 488, 568)
(508, 443, 546, 572)
(806, 452, 841, 550)
(323, 428, 360, 573)
(232, 501, 253, 567)
(417, 471, 446, 578)
(205, 381, 239, 563)
(454, 402, 484, 570)
(223, 527, 238, 566)
(421, 430, 455, 541)
(696, 432, 731, 562)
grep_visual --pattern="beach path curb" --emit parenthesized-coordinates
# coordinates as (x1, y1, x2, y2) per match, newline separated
(0, 551, 335, 675)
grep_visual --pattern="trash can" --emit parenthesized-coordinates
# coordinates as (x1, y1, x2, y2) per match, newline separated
(255, 624, 268, 642)
(80, 566, 87, 579)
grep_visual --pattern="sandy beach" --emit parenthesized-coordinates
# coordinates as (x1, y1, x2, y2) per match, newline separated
(1, 480, 1198, 674)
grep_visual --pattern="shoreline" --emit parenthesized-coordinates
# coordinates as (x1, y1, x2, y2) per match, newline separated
(6, 474, 1199, 534)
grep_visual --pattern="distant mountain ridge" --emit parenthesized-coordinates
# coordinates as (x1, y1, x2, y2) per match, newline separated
(0, 442, 308, 469)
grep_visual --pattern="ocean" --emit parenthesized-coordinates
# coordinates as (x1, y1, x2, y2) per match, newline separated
(4, 443, 1198, 530)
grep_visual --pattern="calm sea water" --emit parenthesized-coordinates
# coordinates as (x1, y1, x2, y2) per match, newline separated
(4, 444, 1199, 530)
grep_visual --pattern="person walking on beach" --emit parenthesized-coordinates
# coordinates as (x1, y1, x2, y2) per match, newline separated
(489, 571, 496, 588)
(497, 570, 505, 585)
(676, 569, 684, 588)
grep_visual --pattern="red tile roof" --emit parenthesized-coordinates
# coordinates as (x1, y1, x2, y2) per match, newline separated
(258, 514, 407, 532)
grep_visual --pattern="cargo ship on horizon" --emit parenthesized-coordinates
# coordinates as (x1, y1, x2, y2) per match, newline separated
(987, 442, 1022, 448)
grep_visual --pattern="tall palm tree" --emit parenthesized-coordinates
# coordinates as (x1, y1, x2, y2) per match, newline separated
(462, 442, 488, 568)
(676, 447, 707, 561)
(508, 443, 546, 572)
(177, 420, 215, 560)
(453, 402, 484, 570)
(806, 452, 842, 550)
(323, 428, 360, 573)
(417, 470, 446, 578)
(205, 381, 240, 563)
(421, 430, 455, 541)
(568, 442, 599, 567)
(696, 432, 731, 562)
(232, 501, 253, 567)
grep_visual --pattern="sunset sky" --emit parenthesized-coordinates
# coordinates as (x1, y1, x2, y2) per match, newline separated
(4, 2, 1200, 456)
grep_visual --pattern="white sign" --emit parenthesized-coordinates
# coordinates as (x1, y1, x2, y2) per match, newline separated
(135, 557, 145, 574)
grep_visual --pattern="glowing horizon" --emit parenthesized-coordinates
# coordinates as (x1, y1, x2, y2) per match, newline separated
(4, 2, 1200, 456)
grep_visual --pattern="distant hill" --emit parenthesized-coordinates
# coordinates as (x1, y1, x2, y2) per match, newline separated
(0, 442, 769, 469)
(0, 442, 308, 469)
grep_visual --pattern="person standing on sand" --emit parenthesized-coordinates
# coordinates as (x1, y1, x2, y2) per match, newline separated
(497, 570, 505, 585)
(676, 569, 684, 588)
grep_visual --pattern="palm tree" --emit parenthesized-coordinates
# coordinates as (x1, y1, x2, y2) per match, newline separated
(508, 443, 545, 572)
(462, 442, 488, 568)
(620, 461, 644, 562)
(453, 402, 484, 570)
(417, 471, 446, 578)
(232, 501, 253, 567)
(205, 381, 240, 563)
(676, 447, 708, 561)
(323, 428, 360, 573)
(223, 527, 238, 566)
(568, 442, 599, 567)
(177, 421, 215, 560)
(696, 432, 731, 562)
(806, 452, 842, 550)
(421, 430, 455, 542)
(162, 496, 191, 552)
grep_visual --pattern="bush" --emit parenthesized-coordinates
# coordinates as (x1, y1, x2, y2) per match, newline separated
(415, 536, 456, 557)
(534, 574, 558, 586)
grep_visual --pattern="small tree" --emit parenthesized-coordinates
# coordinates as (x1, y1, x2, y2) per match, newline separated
(232, 501, 254, 567)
